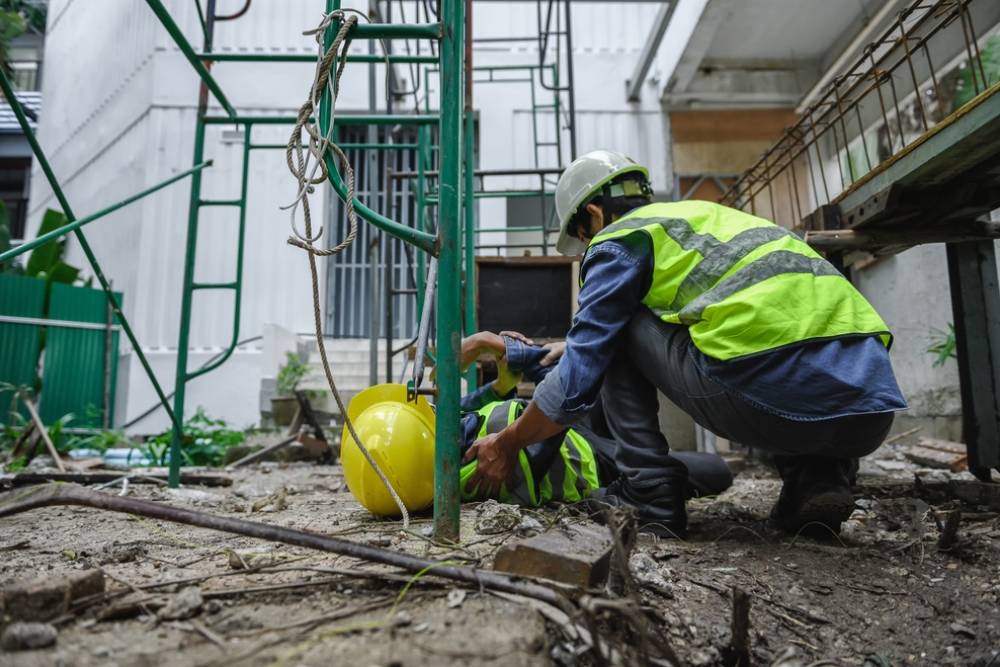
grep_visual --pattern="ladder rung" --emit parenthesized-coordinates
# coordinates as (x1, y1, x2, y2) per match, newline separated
(536, 142, 559, 147)
(533, 104, 557, 109)
(191, 282, 238, 290)
(199, 199, 243, 207)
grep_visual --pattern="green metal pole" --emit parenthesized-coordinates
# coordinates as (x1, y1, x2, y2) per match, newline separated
(0, 161, 211, 263)
(415, 125, 429, 313)
(463, 110, 477, 390)
(198, 53, 439, 64)
(0, 69, 180, 429)
(168, 117, 207, 487)
(144, 0, 237, 119)
(434, 0, 464, 541)
(351, 22, 442, 39)
(204, 114, 440, 126)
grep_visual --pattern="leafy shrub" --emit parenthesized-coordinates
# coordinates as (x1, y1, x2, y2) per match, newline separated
(144, 409, 245, 467)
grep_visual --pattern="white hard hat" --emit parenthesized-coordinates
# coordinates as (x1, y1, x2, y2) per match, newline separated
(554, 150, 650, 255)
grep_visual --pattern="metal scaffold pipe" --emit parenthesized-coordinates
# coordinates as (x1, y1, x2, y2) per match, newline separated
(0, 161, 212, 263)
(433, 0, 465, 541)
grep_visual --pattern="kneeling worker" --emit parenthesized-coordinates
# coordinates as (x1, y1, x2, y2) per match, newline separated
(462, 150, 907, 537)
(457, 334, 733, 510)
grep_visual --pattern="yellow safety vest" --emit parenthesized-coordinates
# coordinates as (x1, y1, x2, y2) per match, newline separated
(585, 201, 892, 361)
(459, 399, 600, 506)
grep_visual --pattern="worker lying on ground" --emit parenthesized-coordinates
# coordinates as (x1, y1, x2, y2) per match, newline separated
(460, 150, 907, 538)
(456, 332, 733, 511)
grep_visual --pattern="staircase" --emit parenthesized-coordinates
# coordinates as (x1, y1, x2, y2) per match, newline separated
(297, 337, 410, 421)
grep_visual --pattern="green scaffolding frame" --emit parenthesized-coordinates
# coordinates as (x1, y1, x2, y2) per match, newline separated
(1, 0, 468, 540)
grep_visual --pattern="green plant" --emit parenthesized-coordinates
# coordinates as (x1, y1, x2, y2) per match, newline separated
(927, 323, 958, 367)
(3, 454, 26, 472)
(276, 352, 310, 397)
(62, 427, 131, 454)
(144, 409, 245, 467)
(0, 1, 45, 77)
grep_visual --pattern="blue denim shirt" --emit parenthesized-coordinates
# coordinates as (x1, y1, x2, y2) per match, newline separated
(532, 233, 907, 424)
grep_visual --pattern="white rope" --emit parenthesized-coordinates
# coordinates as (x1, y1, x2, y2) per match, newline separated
(284, 10, 411, 527)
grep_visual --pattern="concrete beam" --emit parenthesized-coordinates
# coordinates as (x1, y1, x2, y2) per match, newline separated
(663, 61, 810, 109)
(665, 0, 735, 94)
(625, 1, 679, 102)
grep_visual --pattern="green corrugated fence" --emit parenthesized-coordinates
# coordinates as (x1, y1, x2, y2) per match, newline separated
(40, 282, 122, 427)
(0, 274, 45, 419)
(0, 274, 121, 428)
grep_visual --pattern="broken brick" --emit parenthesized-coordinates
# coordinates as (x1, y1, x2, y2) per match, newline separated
(492, 523, 613, 588)
(1, 569, 105, 622)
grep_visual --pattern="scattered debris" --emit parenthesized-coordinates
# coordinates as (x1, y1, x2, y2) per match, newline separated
(228, 433, 301, 468)
(493, 523, 613, 587)
(948, 479, 1000, 510)
(100, 541, 148, 564)
(0, 453, 997, 664)
(937, 509, 962, 551)
(951, 622, 977, 639)
(251, 486, 288, 512)
(226, 548, 279, 570)
(157, 586, 204, 621)
(629, 552, 673, 598)
(474, 499, 522, 534)
(1, 622, 57, 651)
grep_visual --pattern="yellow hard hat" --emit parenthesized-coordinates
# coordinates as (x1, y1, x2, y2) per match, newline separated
(341, 383, 436, 517)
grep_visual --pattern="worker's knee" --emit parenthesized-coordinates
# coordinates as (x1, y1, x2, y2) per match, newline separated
(836, 411, 895, 459)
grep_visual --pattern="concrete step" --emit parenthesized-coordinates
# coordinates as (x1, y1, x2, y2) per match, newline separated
(303, 338, 411, 353)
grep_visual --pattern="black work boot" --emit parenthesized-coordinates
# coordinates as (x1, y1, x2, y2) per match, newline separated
(582, 471, 688, 539)
(769, 455, 855, 536)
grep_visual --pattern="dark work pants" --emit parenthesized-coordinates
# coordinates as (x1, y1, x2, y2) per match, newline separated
(601, 308, 894, 488)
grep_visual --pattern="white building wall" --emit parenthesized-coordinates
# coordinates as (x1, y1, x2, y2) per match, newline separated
(30, 0, 674, 431)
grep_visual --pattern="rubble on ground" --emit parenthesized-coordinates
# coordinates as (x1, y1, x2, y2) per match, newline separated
(0, 453, 997, 665)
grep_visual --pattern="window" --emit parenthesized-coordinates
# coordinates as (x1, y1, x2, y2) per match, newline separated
(0, 158, 31, 240)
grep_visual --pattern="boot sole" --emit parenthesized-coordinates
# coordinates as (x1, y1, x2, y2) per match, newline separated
(773, 490, 855, 535)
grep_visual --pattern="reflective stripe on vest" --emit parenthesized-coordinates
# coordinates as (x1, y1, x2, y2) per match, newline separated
(460, 400, 599, 506)
(584, 201, 892, 361)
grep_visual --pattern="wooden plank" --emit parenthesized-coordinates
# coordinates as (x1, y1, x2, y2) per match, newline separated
(916, 438, 967, 455)
(21, 397, 65, 473)
(902, 445, 967, 472)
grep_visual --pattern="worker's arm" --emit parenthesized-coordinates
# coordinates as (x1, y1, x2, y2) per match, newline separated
(463, 401, 564, 497)
(464, 237, 652, 494)
(459, 330, 534, 369)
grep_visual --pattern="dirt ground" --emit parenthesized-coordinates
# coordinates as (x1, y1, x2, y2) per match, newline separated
(1, 443, 999, 666)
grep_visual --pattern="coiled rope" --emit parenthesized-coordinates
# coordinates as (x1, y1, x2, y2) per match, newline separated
(284, 10, 410, 527)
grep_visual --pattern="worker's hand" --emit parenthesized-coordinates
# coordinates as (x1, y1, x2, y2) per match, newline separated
(463, 432, 517, 499)
(540, 341, 566, 366)
(499, 330, 535, 346)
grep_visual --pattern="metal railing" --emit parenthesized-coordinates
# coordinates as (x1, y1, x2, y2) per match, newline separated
(720, 0, 1000, 231)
